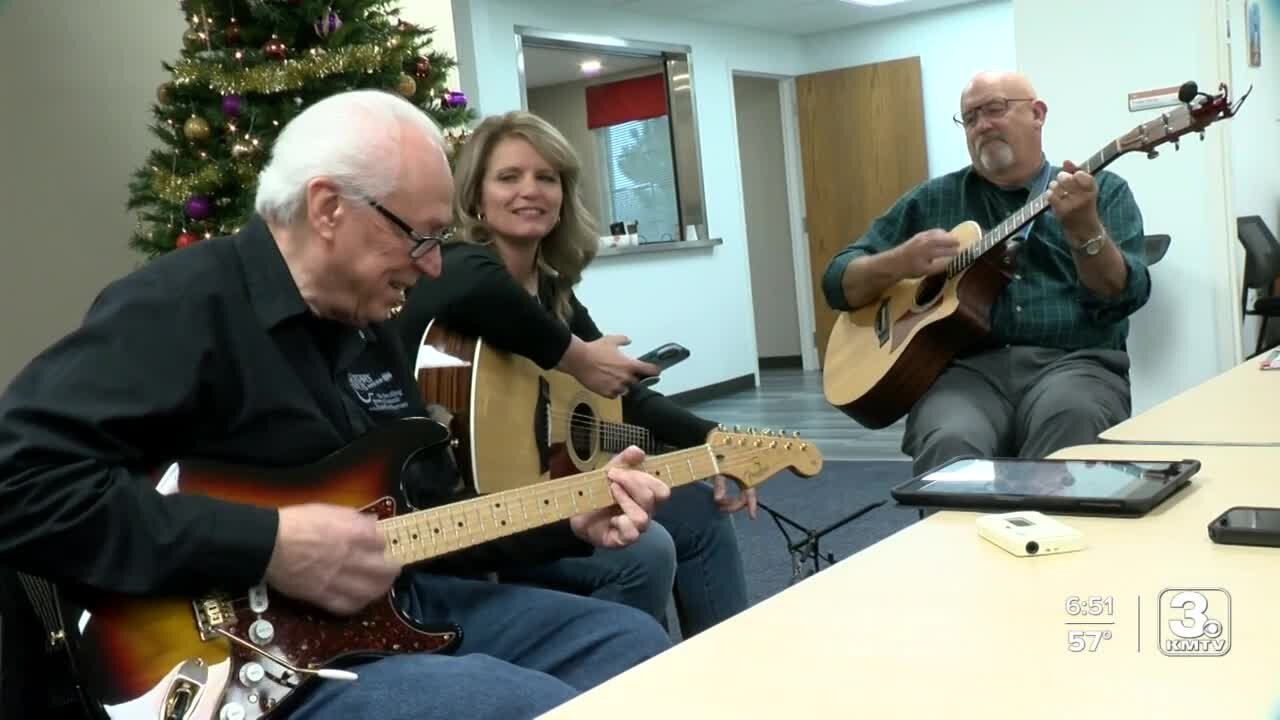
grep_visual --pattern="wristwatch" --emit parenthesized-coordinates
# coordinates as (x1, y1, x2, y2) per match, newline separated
(1073, 231, 1106, 257)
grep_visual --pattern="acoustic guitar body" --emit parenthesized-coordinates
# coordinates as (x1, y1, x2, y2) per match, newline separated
(419, 321, 623, 493)
(822, 221, 1014, 429)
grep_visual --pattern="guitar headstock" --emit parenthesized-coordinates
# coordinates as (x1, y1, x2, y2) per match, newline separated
(707, 426, 824, 488)
(1117, 82, 1248, 159)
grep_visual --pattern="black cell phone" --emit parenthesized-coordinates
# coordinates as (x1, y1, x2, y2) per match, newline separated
(634, 343, 690, 387)
(1207, 506, 1280, 547)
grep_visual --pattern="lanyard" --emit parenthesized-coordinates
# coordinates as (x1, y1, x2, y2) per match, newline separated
(1006, 163, 1054, 252)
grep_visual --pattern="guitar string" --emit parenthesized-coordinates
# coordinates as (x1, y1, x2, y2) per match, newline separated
(378, 447, 794, 555)
(381, 459, 743, 556)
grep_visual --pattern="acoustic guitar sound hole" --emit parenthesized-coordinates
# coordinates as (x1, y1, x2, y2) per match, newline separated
(569, 403, 596, 459)
(914, 273, 946, 308)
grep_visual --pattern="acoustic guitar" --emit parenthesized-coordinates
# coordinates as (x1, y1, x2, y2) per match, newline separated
(416, 321, 813, 493)
(72, 417, 821, 720)
(822, 82, 1246, 429)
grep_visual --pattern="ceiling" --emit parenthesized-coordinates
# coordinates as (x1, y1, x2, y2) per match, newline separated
(546, 0, 986, 36)
(523, 45, 663, 88)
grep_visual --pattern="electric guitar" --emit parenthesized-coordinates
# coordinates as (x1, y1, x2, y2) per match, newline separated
(73, 418, 821, 720)
(822, 82, 1247, 429)
(416, 321, 812, 494)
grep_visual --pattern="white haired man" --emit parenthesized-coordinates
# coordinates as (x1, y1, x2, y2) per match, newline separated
(0, 90, 670, 719)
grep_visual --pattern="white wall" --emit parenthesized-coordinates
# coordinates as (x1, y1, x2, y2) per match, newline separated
(1229, 0, 1280, 354)
(0, 1, 183, 386)
(734, 75, 802, 360)
(804, 0, 1016, 179)
(453, 0, 810, 394)
(400, 0, 462, 91)
(1015, 0, 1241, 413)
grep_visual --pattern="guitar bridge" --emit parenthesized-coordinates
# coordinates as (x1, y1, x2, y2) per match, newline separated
(193, 594, 236, 641)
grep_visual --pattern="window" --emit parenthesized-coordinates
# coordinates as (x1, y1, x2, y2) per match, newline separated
(596, 116, 681, 243)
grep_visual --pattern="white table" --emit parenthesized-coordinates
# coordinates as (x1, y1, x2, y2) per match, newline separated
(543, 443, 1280, 718)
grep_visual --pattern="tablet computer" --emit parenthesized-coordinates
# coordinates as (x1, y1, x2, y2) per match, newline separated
(890, 457, 1200, 517)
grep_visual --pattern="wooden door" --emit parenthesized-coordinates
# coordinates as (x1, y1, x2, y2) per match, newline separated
(796, 57, 928, 367)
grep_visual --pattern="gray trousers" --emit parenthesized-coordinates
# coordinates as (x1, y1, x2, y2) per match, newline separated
(902, 346, 1132, 476)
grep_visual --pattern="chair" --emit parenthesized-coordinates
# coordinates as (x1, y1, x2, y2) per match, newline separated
(1236, 215, 1280, 357)
(1143, 234, 1171, 265)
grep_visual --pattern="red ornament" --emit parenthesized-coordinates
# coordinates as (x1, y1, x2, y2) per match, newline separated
(414, 56, 432, 79)
(176, 232, 198, 248)
(264, 36, 288, 61)
(224, 21, 241, 45)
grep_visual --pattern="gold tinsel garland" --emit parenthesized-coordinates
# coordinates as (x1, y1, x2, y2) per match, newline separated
(152, 164, 224, 202)
(171, 43, 402, 95)
(151, 161, 260, 204)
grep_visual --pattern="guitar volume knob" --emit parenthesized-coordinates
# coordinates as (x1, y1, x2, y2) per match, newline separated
(249, 619, 275, 645)
(219, 703, 247, 720)
(239, 661, 266, 686)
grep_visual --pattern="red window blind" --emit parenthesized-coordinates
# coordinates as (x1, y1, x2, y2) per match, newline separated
(585, 74, 668, 130)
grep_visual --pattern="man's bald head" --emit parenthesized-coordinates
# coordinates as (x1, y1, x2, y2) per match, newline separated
(961, 71, 1037, 106)
(958, 71, 1048, 187)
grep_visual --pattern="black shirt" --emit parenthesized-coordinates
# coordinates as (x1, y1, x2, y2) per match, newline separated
(0, 217, 587, 600)
(392, 242, 717, 450)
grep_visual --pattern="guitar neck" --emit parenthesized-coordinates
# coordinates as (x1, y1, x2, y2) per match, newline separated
(379, 444, 719, 565)
(950, 139, 1125, 273)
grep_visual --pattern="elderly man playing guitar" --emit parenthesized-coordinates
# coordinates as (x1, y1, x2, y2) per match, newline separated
(823, 70, 1152, 476)
(0, 89, 671, 720)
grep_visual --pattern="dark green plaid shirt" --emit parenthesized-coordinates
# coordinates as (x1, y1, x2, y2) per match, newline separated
(821, 162, 1151, 352)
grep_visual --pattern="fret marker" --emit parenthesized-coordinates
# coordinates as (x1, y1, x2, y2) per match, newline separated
(457, 521, 464, 528)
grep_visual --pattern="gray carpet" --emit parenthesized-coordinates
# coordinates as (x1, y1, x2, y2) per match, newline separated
(731, 460, 920, 606)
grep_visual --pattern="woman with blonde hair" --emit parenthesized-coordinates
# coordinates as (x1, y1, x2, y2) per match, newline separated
(393, 110, 754, 637)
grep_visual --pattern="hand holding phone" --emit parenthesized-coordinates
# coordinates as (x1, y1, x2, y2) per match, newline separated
(634, 343, 690, 388)
(1208, 506, 1280, 547)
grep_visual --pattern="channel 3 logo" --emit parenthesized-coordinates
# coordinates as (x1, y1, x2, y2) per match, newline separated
(1158, 588, 1231, 656)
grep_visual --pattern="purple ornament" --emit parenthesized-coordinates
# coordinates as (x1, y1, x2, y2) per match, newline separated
(314, 11, 343, 37)
(184, 195, 212, 220)
(444, 90, 468, 109)
(221, 94, 243, 117)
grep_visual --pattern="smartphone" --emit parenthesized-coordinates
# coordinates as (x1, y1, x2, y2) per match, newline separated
(1207, 506, 1280, 547)
(634, 343, 690, 387)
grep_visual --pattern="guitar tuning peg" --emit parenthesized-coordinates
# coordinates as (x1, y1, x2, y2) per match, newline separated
(733, 425, 741, 433)
(1147, 150, 1159, 159)
(792, 431, 801, 439)
(1174, 140, 1181, 150)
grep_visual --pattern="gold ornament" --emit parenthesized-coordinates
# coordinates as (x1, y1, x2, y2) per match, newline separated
(230, 139, 256, 160)
(157, 82, 175, 105)
(171, 43, 400, 94)
(183, 28, 204, 50)
(397, 73, 416, 98)
(183, 116, 212, 142)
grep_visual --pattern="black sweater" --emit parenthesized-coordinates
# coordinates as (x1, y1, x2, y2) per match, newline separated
(393, 243, 718, 450)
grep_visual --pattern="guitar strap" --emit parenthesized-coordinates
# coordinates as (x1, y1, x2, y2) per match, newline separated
(1002, 162, 1054, 254)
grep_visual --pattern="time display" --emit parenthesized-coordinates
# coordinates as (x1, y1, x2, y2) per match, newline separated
(1065, 595, 1115, 617)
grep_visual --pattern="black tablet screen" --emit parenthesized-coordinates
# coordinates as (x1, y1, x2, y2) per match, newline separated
(916, 459, 1175, 500)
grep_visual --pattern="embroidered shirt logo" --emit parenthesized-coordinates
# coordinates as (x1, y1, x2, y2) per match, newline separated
(347, 371, 409, 412)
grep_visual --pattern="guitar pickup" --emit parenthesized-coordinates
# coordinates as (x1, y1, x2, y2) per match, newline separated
(874, 298, 891, 346)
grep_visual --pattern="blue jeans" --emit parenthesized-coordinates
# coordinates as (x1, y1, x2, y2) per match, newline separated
(500, 481, 749, 637)
(286, 572, 670, 719)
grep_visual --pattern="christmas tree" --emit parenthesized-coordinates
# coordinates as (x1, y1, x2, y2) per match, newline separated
(129, 0, 474, 256)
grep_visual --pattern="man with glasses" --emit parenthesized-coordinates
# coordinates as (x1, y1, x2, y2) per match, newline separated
(0, 89, 671, 719)
(822, 70, 1151, 476)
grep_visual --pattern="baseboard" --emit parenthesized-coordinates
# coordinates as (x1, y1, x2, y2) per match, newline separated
(668, 374, 755, 405)
(758, 355, 802, 369)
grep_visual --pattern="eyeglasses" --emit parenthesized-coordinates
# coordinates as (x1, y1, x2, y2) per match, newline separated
(367, 200, 448, 259)
(953, 97, 1035, 128)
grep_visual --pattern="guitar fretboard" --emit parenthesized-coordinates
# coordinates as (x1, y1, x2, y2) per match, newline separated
(378, 445, 720, 564)
(945, 140, 1124, 277)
